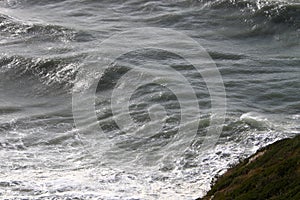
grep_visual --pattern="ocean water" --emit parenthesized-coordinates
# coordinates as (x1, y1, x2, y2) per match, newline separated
(0, 0, 299, 199)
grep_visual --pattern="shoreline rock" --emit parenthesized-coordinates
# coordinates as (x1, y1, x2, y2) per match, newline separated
(198, 134, 300, 200)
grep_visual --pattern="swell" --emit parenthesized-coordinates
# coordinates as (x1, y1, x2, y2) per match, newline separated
(0, 55, 81, 94)
(208, 0, 300, 29)
(0, 13, 95, 43)
(128, 0, 300, 38)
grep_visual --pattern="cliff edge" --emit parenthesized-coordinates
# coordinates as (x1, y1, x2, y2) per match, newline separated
(199, 134, 300, 200)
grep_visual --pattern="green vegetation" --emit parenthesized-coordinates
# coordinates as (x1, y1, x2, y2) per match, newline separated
(199, 134, 300, 200)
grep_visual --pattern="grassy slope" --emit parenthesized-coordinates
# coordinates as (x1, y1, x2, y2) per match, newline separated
(199, 134, 300, 200)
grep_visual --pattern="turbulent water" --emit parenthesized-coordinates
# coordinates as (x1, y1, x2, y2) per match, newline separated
(0, 0, 299, 199)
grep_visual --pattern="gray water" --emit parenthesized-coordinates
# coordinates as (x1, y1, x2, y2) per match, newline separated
(0, 0, 299, 199)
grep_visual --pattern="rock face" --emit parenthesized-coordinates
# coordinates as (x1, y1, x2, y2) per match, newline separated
(199, 135, 300, 200)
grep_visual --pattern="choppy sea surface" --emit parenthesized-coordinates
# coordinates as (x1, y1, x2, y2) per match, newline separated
(0, 0, 299, 199)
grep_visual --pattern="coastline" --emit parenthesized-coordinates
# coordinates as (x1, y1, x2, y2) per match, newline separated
(199, 134, 300, 200)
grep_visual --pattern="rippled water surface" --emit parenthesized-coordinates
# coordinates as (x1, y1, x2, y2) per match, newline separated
(0, 0, 299, 199)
